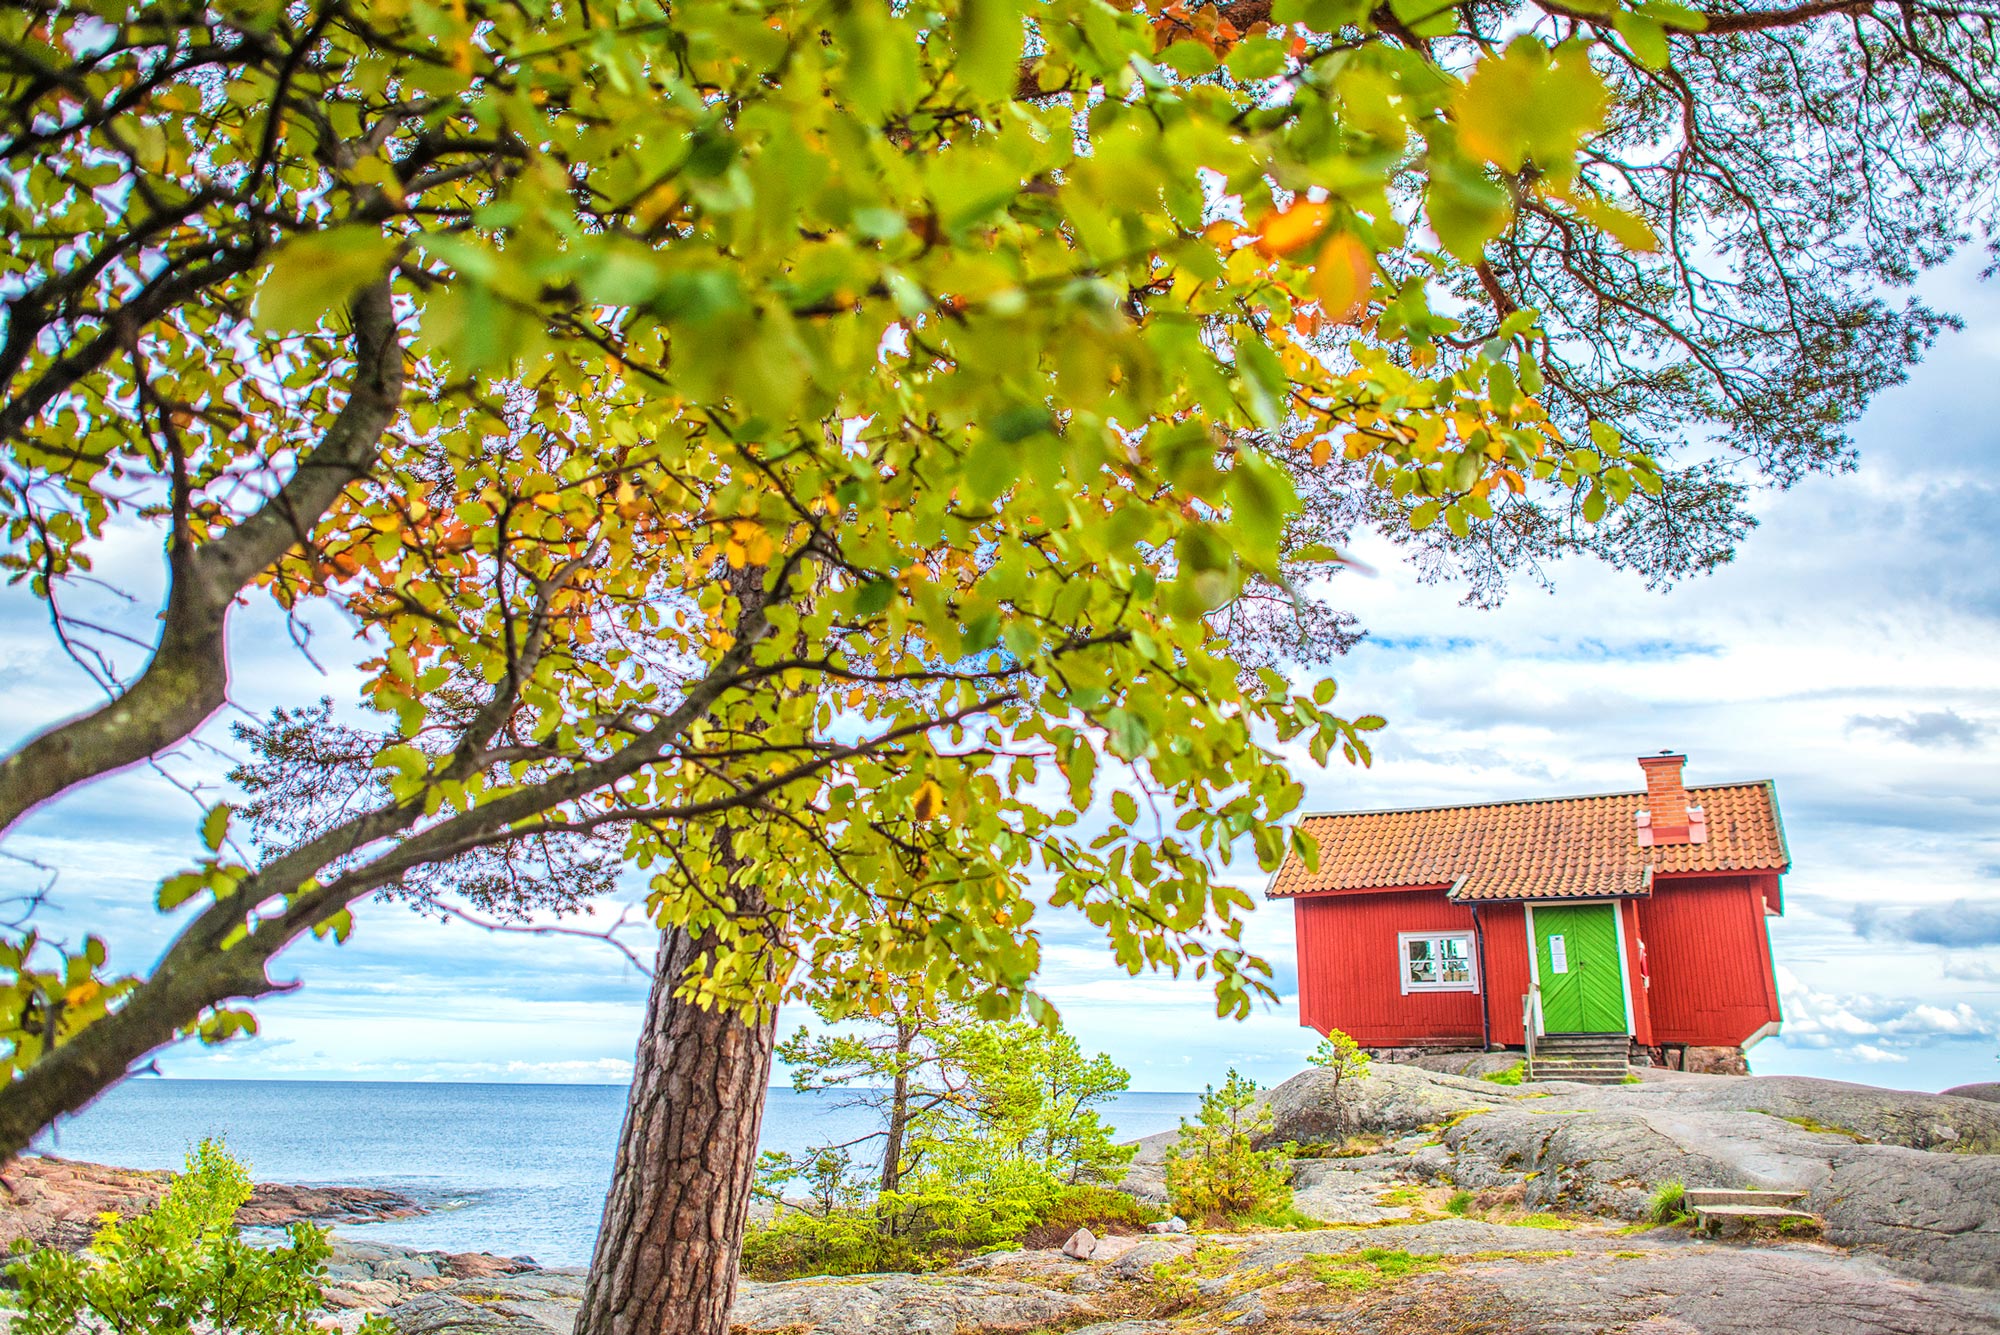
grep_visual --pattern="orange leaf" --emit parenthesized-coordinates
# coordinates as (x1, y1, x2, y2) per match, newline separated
(1311, 437, 1333, 467)
(1254, 201, 1332, 258)
(1311, 231, 1374, 321)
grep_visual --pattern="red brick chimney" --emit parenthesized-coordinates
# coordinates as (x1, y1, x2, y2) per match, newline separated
(1636, 751, 1704, 846)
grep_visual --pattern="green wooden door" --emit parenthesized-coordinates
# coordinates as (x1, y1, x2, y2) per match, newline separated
(1534, 904, 1627, 1034)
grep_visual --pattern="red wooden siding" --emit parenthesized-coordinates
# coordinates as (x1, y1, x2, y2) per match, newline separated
(1621, 897, 1655, 1046)
(1294, 890, 1485, 1046)
(1634, 874, 1782, 1046)
(1476, 904, 1530, 1046)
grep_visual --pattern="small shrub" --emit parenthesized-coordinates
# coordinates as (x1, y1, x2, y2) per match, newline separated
(1445, 1189, 1475, 1216)
(1307, 1031, 1373, 1139)
(1649, 1178, 1692, 1225)
(1164, 1068, 1293, 1223)
(6, 1138, 389, 1335)
(1481, 1061, 1527, 1087)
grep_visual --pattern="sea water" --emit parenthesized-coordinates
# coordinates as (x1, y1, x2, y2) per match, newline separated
(32, 1081, 1200, 1265)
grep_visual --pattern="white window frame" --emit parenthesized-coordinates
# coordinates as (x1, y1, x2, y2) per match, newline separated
(1398, 931, 1479, 995)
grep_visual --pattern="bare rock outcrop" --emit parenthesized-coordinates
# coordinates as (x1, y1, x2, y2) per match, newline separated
(0, 1155, 424, 1252)
(1241, 1062, 2000, 1288)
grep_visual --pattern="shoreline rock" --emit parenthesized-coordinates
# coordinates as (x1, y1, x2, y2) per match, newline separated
(0, 1154, 428, 1253)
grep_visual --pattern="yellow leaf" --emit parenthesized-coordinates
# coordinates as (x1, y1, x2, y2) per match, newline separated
(1254, 201, 1332, 258)
(912, 780, 945, 822)
(1311, 231, 1374, 321)
(1455, 39, 1607, 178)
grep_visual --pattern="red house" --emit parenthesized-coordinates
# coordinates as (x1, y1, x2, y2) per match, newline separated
(1271, 753, 1788, 1074)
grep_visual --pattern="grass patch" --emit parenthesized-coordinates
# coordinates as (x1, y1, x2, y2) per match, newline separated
(1304, 1248, 1447, 1292)
(1445, 1189, 1475, 1216)
(1292, 1133, 1389, 1160)
(1611, 1250, 1649, 1259)
(1620, 1075, 1642, 1085)
(1375, 1185, 1425, 1208)
(1613, 1220, 1662, 1236)
(1232, 1203, 1327, 1231)
(1481, 1061, 1527, 1087)
(1512, 1212, 1577, 1231)
(1777, 1114, 1872, 1143)
(1648, 1179, 1692, 1226)
(1460, 1248, 1574, 1263)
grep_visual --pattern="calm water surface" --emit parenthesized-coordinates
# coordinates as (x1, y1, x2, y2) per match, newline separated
(35, 1081, 1199, 1266)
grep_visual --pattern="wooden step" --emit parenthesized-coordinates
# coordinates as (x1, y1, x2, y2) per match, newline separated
(1692, 1203, 1819, 1236)
(1535, 1044, 1631, 1055)
(1686, 1188, 1807, 1209)
(1529, 1069, 1629, 1085)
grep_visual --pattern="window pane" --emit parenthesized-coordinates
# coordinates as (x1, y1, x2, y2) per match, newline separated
(1406, 938, 1436, 985)
(1440, 937, 1471, 983)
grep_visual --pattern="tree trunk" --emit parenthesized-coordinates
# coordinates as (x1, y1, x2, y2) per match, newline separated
(878, 1017, 912, 1197)
(573, 923, 778, 1335)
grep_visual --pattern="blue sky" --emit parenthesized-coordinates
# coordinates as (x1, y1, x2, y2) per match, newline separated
(3, 261, 1997, 1100)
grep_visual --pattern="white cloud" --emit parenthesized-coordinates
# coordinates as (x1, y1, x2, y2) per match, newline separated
(1850, 1045, 1910, 1064)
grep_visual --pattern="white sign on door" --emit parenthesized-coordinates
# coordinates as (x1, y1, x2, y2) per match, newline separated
(1549, 934, 1569, 974)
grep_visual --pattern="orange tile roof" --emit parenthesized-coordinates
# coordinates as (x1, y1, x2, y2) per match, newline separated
(1269, 782, 1789, 902)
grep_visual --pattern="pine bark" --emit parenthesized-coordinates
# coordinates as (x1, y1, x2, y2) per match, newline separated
(573, 923, 778, 1335)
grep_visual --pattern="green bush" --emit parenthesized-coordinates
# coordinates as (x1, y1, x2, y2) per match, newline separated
(741, 1180, 1159, 1279)
(6, 1138, 388, 1335)
(1164, 1068, 1293, 1223)
(1648, 1178, 1691, 1225)
(1015, 1184, 1157, 1248)
(1446, 1189, 1475, 1215)
(739, 1209, 923, 1280)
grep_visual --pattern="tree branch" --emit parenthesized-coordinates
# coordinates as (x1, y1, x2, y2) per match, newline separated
(0, 276, 405, 837)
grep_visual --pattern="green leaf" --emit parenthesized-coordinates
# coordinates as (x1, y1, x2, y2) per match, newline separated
(1639, 0, 1709, 31)
(1389, 0, 1460, 37)
(1227, 453, 1296, 558)
(252, 227, 398, 334)
(1613, 11, 1670, 68)
(853, 578, 897, 616)
(1159, 41, 1219, 78)
(199, 804, 231, 853)
(312, 909, 355, 944)
(1111, 790, 1139, 824)
(1224, 37, 1287, 81)
(959, 0, 1024, 102)
(158, 871, 205, 912)
(1233, 335, 1290, 430)
(1425, 156, 1511, 262)
(1103, 708, 1153, 760)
